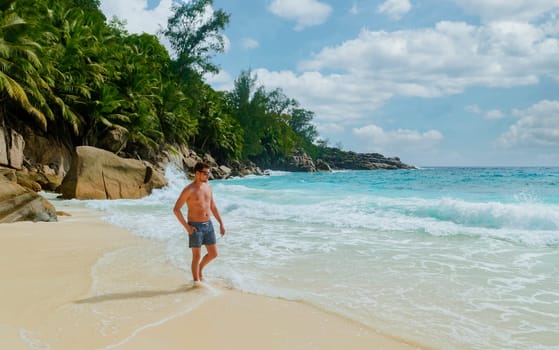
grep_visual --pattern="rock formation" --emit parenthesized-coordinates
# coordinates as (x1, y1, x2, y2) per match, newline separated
(57, 146, 167, 200)
(158, 144, 264, 179)
(0, 168, 57, 223)
(0, 126, 25, 170)
(281, 149, 317, 172)
(315, 159, 333, 172)
(318, 148, 415, 170)
(21, 127, 72, 180)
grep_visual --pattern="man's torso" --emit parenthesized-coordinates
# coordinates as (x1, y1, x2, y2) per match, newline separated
(185, 183, 212, 222)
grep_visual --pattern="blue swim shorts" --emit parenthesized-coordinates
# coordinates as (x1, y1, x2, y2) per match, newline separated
(188, 221, 217, 248)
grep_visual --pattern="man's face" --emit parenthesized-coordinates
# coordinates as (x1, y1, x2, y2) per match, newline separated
(197, 168, 210, 182)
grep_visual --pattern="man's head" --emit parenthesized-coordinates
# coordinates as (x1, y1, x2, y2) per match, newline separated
(194, 162, 211, 182)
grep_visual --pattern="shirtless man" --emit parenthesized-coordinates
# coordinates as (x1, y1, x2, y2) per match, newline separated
(173, 162, 226, 282)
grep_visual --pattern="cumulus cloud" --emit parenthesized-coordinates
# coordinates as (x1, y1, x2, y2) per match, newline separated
(317, 122, 345, 135)
(453, 0, 559, 21)
(253, 68, 393, 124)
(247, 19, 558, 128)
(99, 0, 231, 56)
(268, 0, 332, 30)
(204, 70, 234, 91)
(352, 124, 443, 154)
(466, 104, 482, 114)
(498, 100, 559, 147)
(271, 20, 554, 118)
(466, 105, 506, 119)
(241, 38, 259, 49)
(377, 0, 412, 20)
(485, 110, 506, 119)
(299, 21, 557, 92)
(100, 0, 173, 35)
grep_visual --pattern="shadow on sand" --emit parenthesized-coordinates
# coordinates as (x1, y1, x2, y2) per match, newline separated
(73, 284, 202, 304)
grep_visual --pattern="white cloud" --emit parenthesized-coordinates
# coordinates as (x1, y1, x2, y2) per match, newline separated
(466, 105, 506, 119)
(99, 0, 231, 56)
(377, 0, 412, 20)
(466, 104, 482, 114)
(352, 124, 443, 154)
(454, 0, 559, 21)
(498, 100, 559, 147)
(253, 68, 393, 124)
(241, 38, 259, 49)
(204, 70, 234, 91)
(541, 12, 559, 35)
(100, 0, 173, 35)
(350, 3, 359, 15)
(244, 19, 558, 128)
(299, 21, 557, 91)
(268, 0, 332, 30)
(316, 122, 345, 135)
(485, 110, 506, 119)
(222, 35, 232, 53)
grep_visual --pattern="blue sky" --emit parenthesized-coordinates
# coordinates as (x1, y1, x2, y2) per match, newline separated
(99, 0, 559, 166)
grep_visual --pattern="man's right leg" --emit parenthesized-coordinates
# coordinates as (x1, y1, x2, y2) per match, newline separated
(191, 247, 202, 281)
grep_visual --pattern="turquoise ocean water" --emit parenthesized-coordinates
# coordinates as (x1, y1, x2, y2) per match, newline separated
(79, 166, 558, 349)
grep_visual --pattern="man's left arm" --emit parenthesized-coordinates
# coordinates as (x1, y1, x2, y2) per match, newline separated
(210, 191, 226, 236)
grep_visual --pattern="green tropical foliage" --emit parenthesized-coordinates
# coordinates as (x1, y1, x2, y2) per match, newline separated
(0, 0, 49, 128)
(2, 0, 322, 168)
(161, 0, 229, 74)
(225, 70, 319, 165)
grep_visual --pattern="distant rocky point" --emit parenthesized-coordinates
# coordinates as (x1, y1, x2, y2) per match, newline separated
(318, 147, 415, 170)
(278, 148, 415, 172)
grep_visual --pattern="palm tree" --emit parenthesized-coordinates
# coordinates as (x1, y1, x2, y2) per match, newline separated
(158, 79, 198, 145)
(0, 0, 49, 129)
(196, 88, 242, 161)
(43, 6, 108, 135)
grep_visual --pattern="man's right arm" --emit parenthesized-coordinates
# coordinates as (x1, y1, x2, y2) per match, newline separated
(173, 188, 194, 234)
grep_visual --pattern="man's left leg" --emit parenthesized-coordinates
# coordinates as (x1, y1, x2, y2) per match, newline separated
(198, 244, 218, 281)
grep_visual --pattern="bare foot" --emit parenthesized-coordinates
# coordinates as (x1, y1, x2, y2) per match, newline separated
(192, 280, 203, 288)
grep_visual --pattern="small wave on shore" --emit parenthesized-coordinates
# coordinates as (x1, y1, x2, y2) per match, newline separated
(84, 239, 220, 349)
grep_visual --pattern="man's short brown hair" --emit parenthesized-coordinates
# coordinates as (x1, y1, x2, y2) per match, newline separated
(194, 162, 210, 173)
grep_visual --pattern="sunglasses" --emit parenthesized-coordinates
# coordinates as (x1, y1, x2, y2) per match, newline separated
(198, 170, 211, 175)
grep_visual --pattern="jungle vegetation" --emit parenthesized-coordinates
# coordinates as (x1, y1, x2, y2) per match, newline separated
(0, 0, 322, 165)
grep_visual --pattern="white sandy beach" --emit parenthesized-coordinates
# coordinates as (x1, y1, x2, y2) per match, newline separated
(0, 206, 425, 350)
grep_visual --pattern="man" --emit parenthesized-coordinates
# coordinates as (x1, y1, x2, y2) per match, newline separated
(173, 162, 226, 282)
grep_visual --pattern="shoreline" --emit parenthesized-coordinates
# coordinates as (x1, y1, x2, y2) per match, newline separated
(0, 204, 427, 350)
